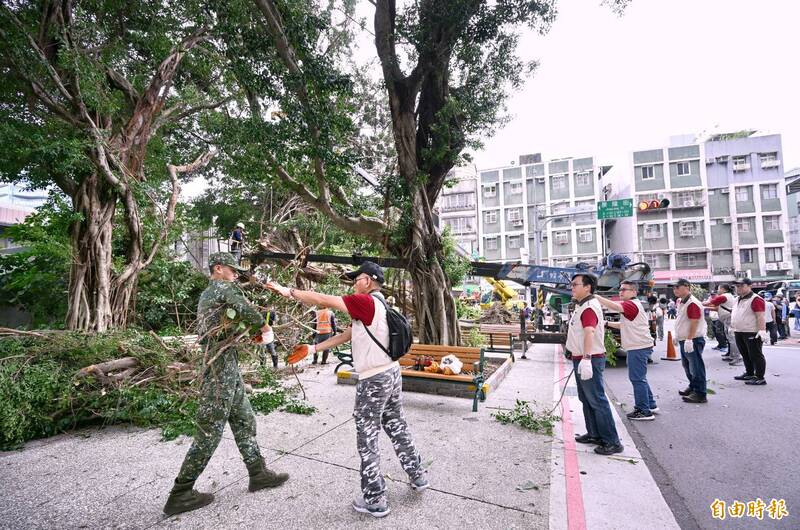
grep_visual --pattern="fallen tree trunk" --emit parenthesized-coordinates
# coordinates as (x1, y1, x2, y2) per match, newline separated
(76, 357, 139, 378)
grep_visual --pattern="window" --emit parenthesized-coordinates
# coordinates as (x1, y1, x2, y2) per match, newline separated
(675, 191, 696, 207)
(554, 231, 569, 245)
(735, 186, 750, 202)
(551, 202, 568, 216)
(486, 237, 499, 251)
(509, 182, 523, 194)
(740, 249, 754, 264)
(764, 215, 780, 231)
(446, 217, 474, 234)
(484, 184, 496, 198)
(761, 183, 778, 200)
(552, 174, 567, 190)
(485, 210, 497, 224)
(507, 208, 522, 222)
(575, 171, 591, 187)
(679, 221, 699, 238)
(640, 166, 655, 180)
(443, 192, 475, 210)
(737, 218, 752, 233)
(643, 254, 659, 268)
(508, 235, 522, 249)
(578, 229, 593, 243)
(733, 155, 750, 171)
(760, 152, 779, 168)
(676, 162, 691, 176)
(766, 247, 783, 262)
(678, 254, 698, 267)
(644, 223, 665, 239)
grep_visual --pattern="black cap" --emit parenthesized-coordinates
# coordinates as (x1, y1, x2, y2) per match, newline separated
(733, 278, 753, 286)
(669, 278, 692, 288)
(345, 260, 385, 284)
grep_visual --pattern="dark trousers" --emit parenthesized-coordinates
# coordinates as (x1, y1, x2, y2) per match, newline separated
(712, 320, 728, 348)
(572, 357, 620, 446)
(775, 316, 787, 339)
(766, 322, 778, 344)
(734, 332, 766, 379)
(313, 332, 332, 363)
(679, 337, 707, 396)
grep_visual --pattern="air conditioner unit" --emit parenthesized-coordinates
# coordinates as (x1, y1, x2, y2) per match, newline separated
(511, 220, 523, 227)
(705, 158, 716, 164)
(721, 189, 730, 194)
(682, 199, 695, 207)
(716, 155, 729, 163)
(780, 261, 792, 270)
(722, 217, 732, 224)
(765, 263, 778, 271)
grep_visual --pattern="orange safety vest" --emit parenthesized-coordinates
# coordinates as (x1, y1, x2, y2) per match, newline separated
(316, 309, 333, 334)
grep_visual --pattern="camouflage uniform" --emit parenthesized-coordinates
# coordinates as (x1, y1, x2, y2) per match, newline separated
(354, 365, 423, 505)
(175, 277, 266, 483)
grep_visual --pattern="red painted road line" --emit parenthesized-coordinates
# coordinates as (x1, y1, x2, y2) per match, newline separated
(557, 348, 587, 530)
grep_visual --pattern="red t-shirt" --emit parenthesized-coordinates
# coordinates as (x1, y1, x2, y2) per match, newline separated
(580, 308, 599, 328)
(751, 296, 765, 312)
(686, 302, 702, 319)
(620, 300, 639, 321)
(342, 293, 376, 325)
(709, 295, 728, 306)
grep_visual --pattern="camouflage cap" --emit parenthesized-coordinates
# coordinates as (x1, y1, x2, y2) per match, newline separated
(208, 252, 248, 272)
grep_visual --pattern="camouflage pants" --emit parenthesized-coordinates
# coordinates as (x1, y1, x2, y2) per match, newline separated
(176, 357, 262, 483)
(354, 365, 422, 505)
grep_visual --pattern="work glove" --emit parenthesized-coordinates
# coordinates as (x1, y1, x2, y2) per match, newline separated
(757, 330, 769, 344)
(288, 344, 315, 365)
(266, 281, 291, 298)
(578, 357, 593, 381)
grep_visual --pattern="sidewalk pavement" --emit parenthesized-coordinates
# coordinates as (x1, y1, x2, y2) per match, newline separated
(0, 344, 679, 530)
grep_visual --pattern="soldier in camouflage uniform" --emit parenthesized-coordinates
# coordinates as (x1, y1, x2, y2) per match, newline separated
(267, 261, 427, 519)
(163, 253, 289, 516)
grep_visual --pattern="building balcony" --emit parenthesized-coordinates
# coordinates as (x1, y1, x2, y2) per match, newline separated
(440, 204, 476, 213)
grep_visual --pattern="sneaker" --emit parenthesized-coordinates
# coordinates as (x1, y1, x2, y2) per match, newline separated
(352, 497, 390, 518)
(574, 434, 602, 445)
(650, 406, 660, 414)
(745, 378, 767, 386)
(734, 373, 756, 381)
(410, 475, 430, 492)
(627, 409, 655, 421)
(682, 392, 708, 404)
(728, 359, 743, 366)
(594, 443, 624, 455)
(720, 355, 733, 361)
(678, 387, 692, 396)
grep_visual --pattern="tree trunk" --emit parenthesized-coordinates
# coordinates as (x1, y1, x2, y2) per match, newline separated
(65, 174, 117, 332)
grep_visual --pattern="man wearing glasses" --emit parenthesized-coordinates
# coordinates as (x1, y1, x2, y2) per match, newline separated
(596, 281, 660, 421)
(567, 273, 624, 455)
(671, 278, 708, 403)
(266, 261, 427, 518)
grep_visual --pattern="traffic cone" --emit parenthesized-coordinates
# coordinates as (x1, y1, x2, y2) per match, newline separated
(661, 331, 680, 361)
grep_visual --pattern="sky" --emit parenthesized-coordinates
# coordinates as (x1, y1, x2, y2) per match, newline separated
(469, 0, 800, 173)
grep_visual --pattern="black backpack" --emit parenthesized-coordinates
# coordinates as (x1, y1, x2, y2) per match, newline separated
(361, 294, 413, 361)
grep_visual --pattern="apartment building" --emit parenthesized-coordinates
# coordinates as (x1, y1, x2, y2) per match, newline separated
(613, 132, 792, 286)
(477, 153, 604, 266)
(785, 167, 800, 276)
(436, 165, 479, 256)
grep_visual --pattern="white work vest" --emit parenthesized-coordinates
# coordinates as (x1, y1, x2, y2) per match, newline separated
(566, 296, 605, 359)
(619, 299, 654, 351)
(351, 293, 398, 379)
(674, 295, 707, 341)
(731, 293, 764, 333)
(716, 293, 735, 325)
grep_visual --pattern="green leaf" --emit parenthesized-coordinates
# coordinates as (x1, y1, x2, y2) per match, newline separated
(226, 308, 237, 319)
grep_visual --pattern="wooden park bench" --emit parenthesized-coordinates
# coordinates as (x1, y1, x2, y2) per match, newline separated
(399, 344, 487, 412)
(477, 324, 519, 360)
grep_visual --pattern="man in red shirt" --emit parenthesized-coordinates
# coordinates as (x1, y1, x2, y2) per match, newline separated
(730, 278, 769, 385)
(671, 279, 708, 403)
(266, 261, 426, 518)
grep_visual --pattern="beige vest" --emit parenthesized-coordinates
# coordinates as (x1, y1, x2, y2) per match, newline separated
(731, 293, 763, 333)
(716, 293, 735, 325)
(620, 299, 655, 351)
(674, 295, 707, 341)
(566, 296, 606, 358)
(351, 293, 399, 378)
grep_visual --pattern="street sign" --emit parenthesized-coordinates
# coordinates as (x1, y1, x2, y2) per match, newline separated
(597, 199, 634, 220)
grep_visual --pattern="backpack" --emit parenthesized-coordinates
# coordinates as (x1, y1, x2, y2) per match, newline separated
(361, 294, 413, 361)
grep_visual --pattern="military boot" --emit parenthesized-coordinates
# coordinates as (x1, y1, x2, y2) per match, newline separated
(163, 479, 214, 516)
(246, 458, 289, 492)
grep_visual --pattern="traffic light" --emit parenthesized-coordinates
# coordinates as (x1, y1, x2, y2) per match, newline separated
(638, 198, 670, 212)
